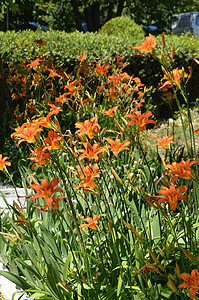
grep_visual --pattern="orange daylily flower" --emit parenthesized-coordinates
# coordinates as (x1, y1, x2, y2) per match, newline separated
(74, 163, 100, 191)
(75, 116, 101, 139)
(64, 80, 81, 98)
(154, 135, 174, 149)
(29, 178, 63, 210)
(26, 58, 42, 69)
(94, 63, 110, 76)
(132, 77, 144, 87)
(105, 87, 118, 100)
(121, 72, 131, 81)
(157, 183, 187, 211)
(11, 123, 42, 145)
(165, 158, 199, 181)
(124, 111, 156, 132)
(78, 142, 108, 161)
(194, 128, 199, 134)
(97, 84, 105, 94)
(132, 34, 158, 54)
(48, 103, 63, 115)
(28, 147, 51, 170)
(80, 214, 106, 231)
(32, 114, 52, 129)
(0, 154, 11, 171)
(47, 68, 62, 78)
(43, 131, 63, 151)
(34, 195, 66, 212)
(77, 52, 86, 61)
(55, 93, 68, 104)
(104, 106, 118, 117)
(179, 269, 199, 299)
(159, 68, 188, 91)
(108, 74, 122, 85)
(104, 137, 131, 156)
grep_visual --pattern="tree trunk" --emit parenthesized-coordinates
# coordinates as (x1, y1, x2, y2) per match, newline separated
(91, 2, 100, 31)
(85, 2, 100, 32)
(116, 0, 125, 16)
(0, 59, 13, 144)
(84, 6, 93, 32)
(71, 0, 84, 31)
(106, 0, 114, 22)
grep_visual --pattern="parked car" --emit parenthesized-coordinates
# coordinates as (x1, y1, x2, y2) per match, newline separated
(81, 23, 88, 33)
(170, 11, 199, 37)
(15, 22, 48, 32)
(142, 25, 162, 36)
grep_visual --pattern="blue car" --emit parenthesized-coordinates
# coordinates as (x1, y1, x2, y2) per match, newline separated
(15, 22, 48, 31)
(143, 25, 162, 36)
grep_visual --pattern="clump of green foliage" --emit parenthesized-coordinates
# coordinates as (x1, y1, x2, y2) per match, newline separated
(98, 16, 145, 40)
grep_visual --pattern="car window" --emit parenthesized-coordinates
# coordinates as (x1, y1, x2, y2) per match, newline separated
(196, 15, 199, 26)
(171, 17, 179, 29)
(179, 15, 191, 28)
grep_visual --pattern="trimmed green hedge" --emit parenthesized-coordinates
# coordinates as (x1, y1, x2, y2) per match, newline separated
(0, 28, 199, 118)
(0, 28, 199, 66)
(0, 29, 143, 64)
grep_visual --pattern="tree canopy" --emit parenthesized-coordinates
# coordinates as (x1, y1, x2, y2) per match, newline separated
(0, 0, 198, 32)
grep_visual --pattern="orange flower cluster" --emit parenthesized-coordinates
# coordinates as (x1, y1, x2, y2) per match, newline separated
(165, 158, 199, 181)
(159, 68, 188, 91)
(64, 80, 81, 99)
(147, 157, 199, 211)
(11, 103, 63, 170)
(74, 163, 100, 193)
(11, 122, 43, 146)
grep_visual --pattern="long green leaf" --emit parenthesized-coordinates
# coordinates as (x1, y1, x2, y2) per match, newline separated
(74, 251, 100, 266)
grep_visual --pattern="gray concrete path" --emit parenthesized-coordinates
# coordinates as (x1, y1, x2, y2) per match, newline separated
(0, 182, 31, 213)
(0, 182, 30, 299)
